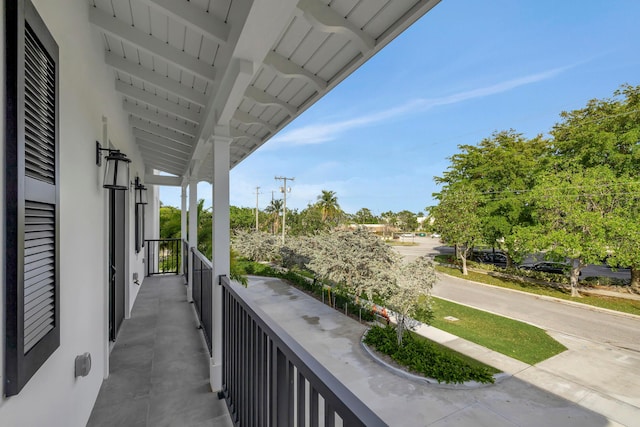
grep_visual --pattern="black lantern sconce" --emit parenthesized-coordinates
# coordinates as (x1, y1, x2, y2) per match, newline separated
(133, 176, 148, 205)
(96, 141, 131, 190)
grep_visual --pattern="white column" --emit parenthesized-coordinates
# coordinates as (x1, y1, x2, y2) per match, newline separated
(188, 177, 198, 303)
(180, 183, 187, 274)
(210, 133, 231, 392)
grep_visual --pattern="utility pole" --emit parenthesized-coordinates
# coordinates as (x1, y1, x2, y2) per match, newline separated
(254, 186, 260, 231)
(275, 176, 294, 244)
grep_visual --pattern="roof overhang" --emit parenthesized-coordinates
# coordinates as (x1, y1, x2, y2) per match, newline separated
(89, 0, 441, 184)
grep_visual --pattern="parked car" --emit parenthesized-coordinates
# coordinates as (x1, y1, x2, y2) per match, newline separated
(482, 252, 508, 266)
(519, 261, 570, 275)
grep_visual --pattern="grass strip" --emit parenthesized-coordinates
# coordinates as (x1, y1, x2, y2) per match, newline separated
(436, 264, 640, 316)
(423, 297, 566, 365)
(364, 325, 499, 384)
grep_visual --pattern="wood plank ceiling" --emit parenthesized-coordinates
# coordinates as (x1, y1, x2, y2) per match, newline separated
(88, 0, 440, 183)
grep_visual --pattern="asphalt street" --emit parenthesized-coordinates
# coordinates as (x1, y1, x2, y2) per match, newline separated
(392, 237, 639, 351)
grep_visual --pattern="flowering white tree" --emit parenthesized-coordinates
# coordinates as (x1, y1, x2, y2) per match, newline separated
(388, 256, 436, 346)
(306, 229, 398, 301)
(231, 230, 280, 262)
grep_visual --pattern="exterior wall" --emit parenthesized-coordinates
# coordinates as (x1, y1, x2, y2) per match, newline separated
(0, 1, 145, 425)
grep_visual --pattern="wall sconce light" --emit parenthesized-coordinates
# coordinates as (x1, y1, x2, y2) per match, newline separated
(96, 141, 130, 190)
(133, 176, 148, 205)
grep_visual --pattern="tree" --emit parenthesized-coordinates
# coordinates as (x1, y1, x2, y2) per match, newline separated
(230, 206, 256, 232)
(517, 168, 616, 296)
(232, 230, 281, 262)
(316, 190, 341, 223)
(434, 130, 550, 266)
(159, 204, 181, 239)
(306, 229, 398, 301)
(264, 199, 283, 234)
(396, 210, 419, 232)
(430, 182, 483, 275)
(354, 208, 378, 224)
(388, 256, 436, 346)
(551, 84, 640, 177)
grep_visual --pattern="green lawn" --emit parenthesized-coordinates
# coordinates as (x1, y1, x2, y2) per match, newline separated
(421, 297, 567, 365)
(436, 264, 640, 316)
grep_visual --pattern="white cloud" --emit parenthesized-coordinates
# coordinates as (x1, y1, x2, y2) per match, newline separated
(268, 66, 569, 147)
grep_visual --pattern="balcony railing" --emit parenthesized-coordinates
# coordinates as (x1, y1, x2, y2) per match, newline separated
(182, 239, 189, 281)
(220, 275, 386, 427)
(192, 247, 212, 355)
(145, 238, 181, 276)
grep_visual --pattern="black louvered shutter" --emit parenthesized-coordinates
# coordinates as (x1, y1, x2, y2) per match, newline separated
(5, 0, 60, 396)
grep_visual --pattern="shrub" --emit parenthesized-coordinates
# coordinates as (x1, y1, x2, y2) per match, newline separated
(363, 325, 496, 384)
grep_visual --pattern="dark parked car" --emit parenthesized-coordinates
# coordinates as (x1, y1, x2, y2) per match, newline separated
(519, 261, 570, 275)
(482, 252, 508, 265)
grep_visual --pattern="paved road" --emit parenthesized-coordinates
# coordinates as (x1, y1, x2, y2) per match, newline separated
(393, 237, 639, 352)
(242, 277, 627, 426)
(390, 238, 640, 423)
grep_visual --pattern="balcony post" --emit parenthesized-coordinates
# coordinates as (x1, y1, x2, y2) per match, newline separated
(211, 130, 231, 392)
(180, 182, 187, 274)
(188, 177, 198, 303)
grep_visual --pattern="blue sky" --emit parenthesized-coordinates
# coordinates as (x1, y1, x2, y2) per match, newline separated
(161, 0, 640, 216)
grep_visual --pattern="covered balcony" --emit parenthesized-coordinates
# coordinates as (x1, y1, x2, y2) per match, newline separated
(2, 2, 442, 425)
(88, 243, 386, 426)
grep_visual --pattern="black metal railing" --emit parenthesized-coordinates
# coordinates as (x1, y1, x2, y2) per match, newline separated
(220, 275, 386, 427)
(145, 238, 181, 276)
(192, 248, 212, 355)
(182, 239, 189, 282)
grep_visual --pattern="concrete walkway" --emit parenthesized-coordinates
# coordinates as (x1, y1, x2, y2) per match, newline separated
(88, 276, 232, 427)
(241, 275, 635, 426)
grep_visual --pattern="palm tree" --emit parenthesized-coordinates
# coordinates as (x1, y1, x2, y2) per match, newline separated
(316, 190, 340, 223)
(265, 199, 283, 234)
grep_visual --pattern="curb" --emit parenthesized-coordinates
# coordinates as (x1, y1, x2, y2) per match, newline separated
(359, 329, 509, 390)
(436, 270, 640, 321)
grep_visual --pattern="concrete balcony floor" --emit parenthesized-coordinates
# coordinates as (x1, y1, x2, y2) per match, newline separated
(88, 275, 232, 427)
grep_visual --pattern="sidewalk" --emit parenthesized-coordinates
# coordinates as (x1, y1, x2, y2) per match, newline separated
(242, 276, 637, 426)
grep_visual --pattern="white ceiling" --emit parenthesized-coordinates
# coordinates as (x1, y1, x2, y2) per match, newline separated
(88, 0, 441, 184)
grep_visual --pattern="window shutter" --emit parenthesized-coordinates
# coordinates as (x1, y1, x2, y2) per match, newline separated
(5, 0, 60, 396)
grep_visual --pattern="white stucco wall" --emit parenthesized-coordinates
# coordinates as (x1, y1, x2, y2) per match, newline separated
(0, 0, 6, 401)
(0, 1, 146, 425)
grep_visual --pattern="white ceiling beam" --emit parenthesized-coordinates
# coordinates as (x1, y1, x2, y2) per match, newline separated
(136, 140, 190, 163)
(263, 51, 326, 92)
(138, 147, 187, 168)
(137, 0, 230, 45)
(106, 52, 208, 106)
(123, 101, 197, 136)
(244, 85, 297, 116)
(89, 6, 217, 81)
(233, 110, 277, 133)
(132, 128, 192, 153)
(297, 0, 374, 53)
(129, 116, 194, 146)
(116, 81, 202, 124)
(144, 173, 183, 187)
(212, 58, 256, 125)
(230, 127, 262, 147)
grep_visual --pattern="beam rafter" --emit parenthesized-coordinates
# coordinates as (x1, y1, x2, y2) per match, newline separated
(297, 0, 375, 53)
(132, 128, 193, 153)
(89, 6, 217, 81)
(263, 51, 326, 92)
(233, 110, 277, 133)
(137, 0, 230, 45)
(123, 101, 198, 136)
(106, 52, 208, 106)
(116, 81, 201, 124)
(129, 117, 194, 146)
(244, 85, 297, 116)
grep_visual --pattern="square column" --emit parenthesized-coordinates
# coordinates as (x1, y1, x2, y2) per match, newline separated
(180, 183, 187, 274)
(188, 178, 198, 303)
(210, 133, 231, 392)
